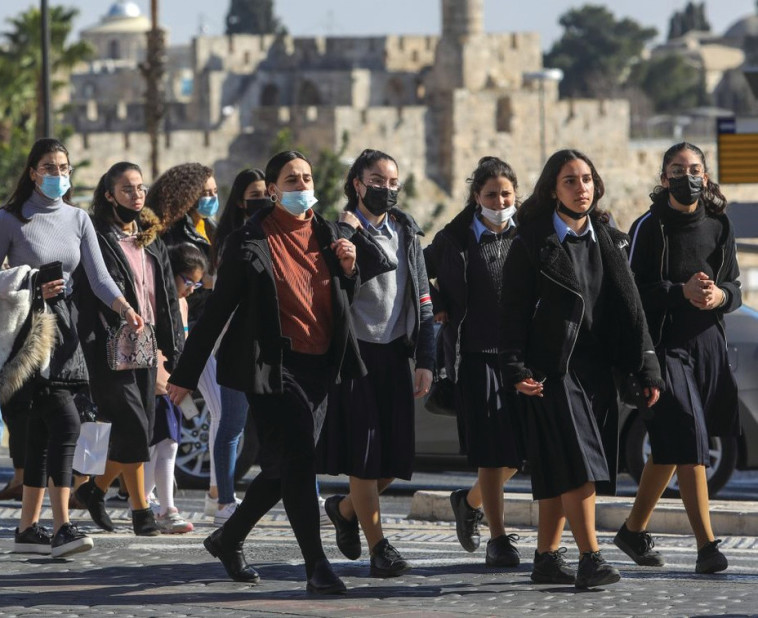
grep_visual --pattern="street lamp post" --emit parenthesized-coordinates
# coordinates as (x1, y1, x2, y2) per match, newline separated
(523, 68, 564, 165)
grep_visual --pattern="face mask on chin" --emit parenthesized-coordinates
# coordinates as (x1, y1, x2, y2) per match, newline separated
(113, 200, 140, 224)
(479, 205, 516, 226)
(556, 200, 595, 220)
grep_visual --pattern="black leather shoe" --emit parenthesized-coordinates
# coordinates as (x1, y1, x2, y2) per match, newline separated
(370, 539, 411, 578)
(530, 548, 576, 584)
(203, 528, 260, 583)
(575, 550, 621, 589)
(324, 495, 361, 560)
(696, 539, 728, 574)
(613, 522, 664, 566)
(449, 489, 482, 552)
(485, 533, 520, 567)
(306, 558, 347, 595)
(75, 478, 114, 532)
(132, 507, 160, 537)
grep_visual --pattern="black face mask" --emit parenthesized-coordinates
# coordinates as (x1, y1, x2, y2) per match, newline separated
(667, 174, 703, 206)
(362, 185, 398, 216)
(556, 200, 595, 220)
(113, 201, 140, 224)
(244, 198, 269, 217)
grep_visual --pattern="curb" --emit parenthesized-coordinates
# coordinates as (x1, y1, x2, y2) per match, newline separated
(409, 490, 758, 536)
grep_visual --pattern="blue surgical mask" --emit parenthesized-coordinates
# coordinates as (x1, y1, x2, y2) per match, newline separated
(197, 195, 219, 218)
(39, 175, 71, 200)
(278, 190, 318, 215)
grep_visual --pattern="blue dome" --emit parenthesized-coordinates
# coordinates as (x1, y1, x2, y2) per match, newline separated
(106, 1, 142, 19)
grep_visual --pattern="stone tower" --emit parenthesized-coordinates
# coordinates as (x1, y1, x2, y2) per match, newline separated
(441, 0, 484, 39)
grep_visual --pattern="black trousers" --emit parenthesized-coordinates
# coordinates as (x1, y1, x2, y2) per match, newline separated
(23, 385, 80, 488)
(1, 398, 29, 469)
(221, 352, 330, 577)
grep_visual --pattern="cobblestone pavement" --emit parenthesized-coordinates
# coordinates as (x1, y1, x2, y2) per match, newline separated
(1, 495, 757, 617)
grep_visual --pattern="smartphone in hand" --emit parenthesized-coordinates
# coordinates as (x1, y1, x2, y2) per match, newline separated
(36, 261, 64, 300)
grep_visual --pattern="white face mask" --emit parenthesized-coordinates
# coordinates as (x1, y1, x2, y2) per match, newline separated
(479, 205, 516, 226)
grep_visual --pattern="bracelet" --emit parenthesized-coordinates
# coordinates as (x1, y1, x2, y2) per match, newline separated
(119, 304, 132, 319)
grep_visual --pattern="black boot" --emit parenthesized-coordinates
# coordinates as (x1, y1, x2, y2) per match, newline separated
(75, 478, 114, 532)
(203, 528, 260, 583)
(306, 558, 347, 594)
(132, 507, 160, 537)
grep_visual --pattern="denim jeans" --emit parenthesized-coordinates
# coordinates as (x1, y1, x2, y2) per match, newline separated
(214, 385, 249, 504)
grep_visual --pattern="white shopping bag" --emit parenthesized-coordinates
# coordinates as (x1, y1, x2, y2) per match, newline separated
(73, 422, 111, 475)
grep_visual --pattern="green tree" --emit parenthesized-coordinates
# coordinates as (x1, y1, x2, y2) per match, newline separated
(668, 2, 711, 40)
(544, 5, 657, 98)
(627, 53, 707, 113)
(226, 0, 286, 35)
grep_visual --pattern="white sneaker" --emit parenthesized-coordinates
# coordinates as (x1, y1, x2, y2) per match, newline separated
(214, 501, 239, 525)
(157, 508, 194, 534)
(204, 493, 217, 517)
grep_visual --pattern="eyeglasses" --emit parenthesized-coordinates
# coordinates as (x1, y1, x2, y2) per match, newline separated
(36, 164, 74, 176)
(179, 274, 203, 289)
(360, 177, 402, 191)
(119, 185, 149, 197)
(668, 164, 704, 178)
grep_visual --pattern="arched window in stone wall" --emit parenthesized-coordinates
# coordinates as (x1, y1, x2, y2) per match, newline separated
(496, 96, 514, 133)
(297, 80, 321, 106)
(108, 39, 121, 60)
(261, 83, 280, 106)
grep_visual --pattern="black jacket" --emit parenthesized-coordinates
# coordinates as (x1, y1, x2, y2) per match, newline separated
(168, 207, 366, 394)
(424, 204, 517, 382)
(343, 207, 435, 370)
(627, 201, 741, 346)
(76, 208, 185, 374)
(501, 215, 663, 389)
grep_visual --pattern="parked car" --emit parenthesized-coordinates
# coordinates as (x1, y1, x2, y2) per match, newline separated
(177, 306, 758, 495)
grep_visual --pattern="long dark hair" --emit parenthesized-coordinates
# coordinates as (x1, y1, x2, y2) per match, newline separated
(518, 149, 608, 226)
(343, 149, 398, 211)
(465, 156, 519, 210)
(92, 161, 143, 226)
(212, 168, 265, 268)
(3, 138, 73, 222)
(264, 150, 312, 187)
(650, 142, 727, 215)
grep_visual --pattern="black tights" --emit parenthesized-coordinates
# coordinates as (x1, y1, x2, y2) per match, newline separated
(221, 355, 329, 578)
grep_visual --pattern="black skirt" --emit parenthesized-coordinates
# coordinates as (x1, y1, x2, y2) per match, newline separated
(317, 337, 415, 480)
(520, 356, 618, 500)
(455, 353, 522, 469)
(646, 315, 739, 465)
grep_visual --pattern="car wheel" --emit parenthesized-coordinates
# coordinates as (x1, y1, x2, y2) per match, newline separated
(174, 392, 259, 489)
(624, 414, 737, 498)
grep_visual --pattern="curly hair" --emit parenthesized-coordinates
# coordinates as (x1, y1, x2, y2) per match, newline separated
(145, 162, 214, 230)
(518, 149, 609, 226)
(649, 142, 727, 215)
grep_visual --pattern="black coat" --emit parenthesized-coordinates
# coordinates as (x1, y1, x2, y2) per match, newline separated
(424, 204, 517, 382)
(627, 200, 741, 346)
(501, 215, 663, 389)
(168, 207, 366, 394)
(76, 210, 185, 374)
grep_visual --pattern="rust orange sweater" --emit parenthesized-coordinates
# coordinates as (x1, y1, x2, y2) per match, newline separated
(262, 206, 333, 354)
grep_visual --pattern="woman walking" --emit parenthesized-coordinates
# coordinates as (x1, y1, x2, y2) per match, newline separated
(74, 161, 184, 536)
(167, 151, 364, 594)
(1, 139, 142, 557)
(319, 149, 434, 577)
(501, 149, 662, 588)
(615, 142, 740, 574)
(424, 156, 523, 567)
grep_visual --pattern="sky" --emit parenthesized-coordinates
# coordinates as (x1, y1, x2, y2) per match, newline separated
(0, 1, 756, 51)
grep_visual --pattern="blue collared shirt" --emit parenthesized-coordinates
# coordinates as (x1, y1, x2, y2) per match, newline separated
(552, 210, 596, 244)
(471, 212, 514, 243)
(354, 208, 395, 238)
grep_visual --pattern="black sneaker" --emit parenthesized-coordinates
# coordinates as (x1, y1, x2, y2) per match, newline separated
(75, 478, 114, 532)
(613, 522, 664, 566)
(14, 523, 52, 554)
(450, 489, 483, 553)
(696, 539, 728, 574)
(51, 523, 94, 558)
(370, 538, 411, 578)
(531, 547, 575, 584)
(132, 507, 161, 537)
(575, 550, 621, 589)
(485, 533, 520, 567)
(324, 495, 361, 560)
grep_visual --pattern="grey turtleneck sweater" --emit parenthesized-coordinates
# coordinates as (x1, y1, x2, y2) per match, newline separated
(0, 190, 122, 306)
